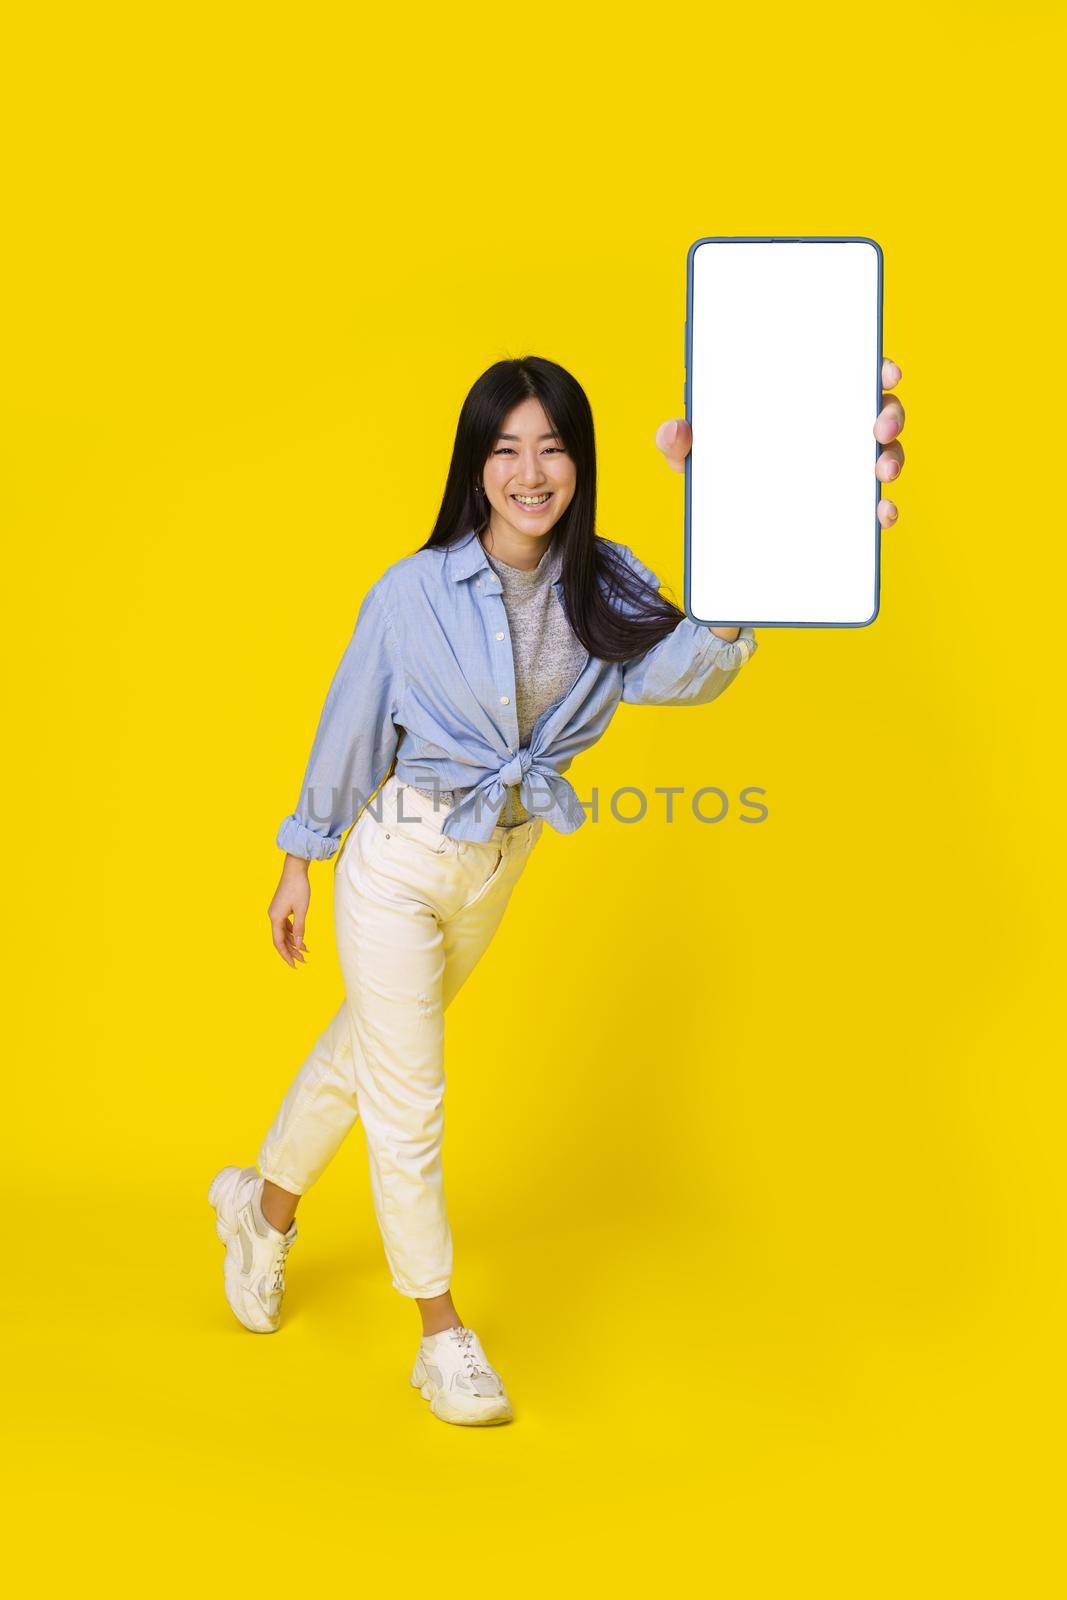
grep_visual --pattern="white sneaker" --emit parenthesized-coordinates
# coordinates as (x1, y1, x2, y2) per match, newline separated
(208, 1165, 297, 1334)
(411, 1325, 514, 1425)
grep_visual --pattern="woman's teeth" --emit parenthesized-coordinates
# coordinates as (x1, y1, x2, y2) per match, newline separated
(512, 492, 552, 510)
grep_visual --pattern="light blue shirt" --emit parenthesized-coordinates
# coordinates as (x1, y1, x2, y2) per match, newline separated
(277, 528, 758, 857)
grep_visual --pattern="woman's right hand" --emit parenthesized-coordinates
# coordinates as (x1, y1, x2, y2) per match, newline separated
(269, 856, 312, 967)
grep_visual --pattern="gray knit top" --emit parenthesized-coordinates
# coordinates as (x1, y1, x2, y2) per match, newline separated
(409, 532, 588, 827)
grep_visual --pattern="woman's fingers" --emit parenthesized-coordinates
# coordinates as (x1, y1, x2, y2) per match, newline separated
(270, 911, 296, 967)
(875, 397, 905, 444)
(269, 904, 308, 966)
(875, 357, 904, 443)
(876, 439, 905, 482)
(875, 357, 904, 513)
(269, 868, 311, 968)
(655, 417, 692, 473)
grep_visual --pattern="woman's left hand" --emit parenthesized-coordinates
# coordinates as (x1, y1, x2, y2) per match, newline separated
(872, 357, 905, 528)
(655, 355, 906, 530)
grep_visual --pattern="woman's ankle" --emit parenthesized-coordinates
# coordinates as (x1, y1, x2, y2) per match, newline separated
(417, 1290, 462, 1337)
(260, 1178, 300, 1233)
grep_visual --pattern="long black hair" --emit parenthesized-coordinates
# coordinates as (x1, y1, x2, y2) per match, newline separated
(417, 355, 686, 664)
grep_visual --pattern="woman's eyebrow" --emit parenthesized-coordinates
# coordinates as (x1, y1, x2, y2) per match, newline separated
(496, 432, 561, 441)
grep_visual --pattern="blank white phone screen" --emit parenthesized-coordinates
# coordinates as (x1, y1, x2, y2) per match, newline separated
(687, 239, 881, 626)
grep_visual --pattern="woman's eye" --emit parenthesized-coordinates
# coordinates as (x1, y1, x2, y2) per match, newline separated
(492, 446, 566, 455)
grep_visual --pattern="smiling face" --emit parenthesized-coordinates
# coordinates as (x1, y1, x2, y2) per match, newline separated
(481, 396, 577, 546)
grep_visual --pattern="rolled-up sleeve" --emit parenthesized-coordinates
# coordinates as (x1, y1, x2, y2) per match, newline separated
(622, 618, 758, 706)
(276, 582, 403, 860)
(611, 542, 758, 708)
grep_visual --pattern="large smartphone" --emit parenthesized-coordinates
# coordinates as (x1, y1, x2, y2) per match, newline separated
(684, 236, 884, 628)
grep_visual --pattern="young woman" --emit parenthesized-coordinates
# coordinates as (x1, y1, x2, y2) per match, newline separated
(209, 354, 906, 1426)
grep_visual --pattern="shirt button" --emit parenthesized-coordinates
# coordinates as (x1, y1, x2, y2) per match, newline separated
(500, 694, 510, 705)
(495, 631, 504, 641)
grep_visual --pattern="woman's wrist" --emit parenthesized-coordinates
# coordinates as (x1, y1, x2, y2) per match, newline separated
(708, 625, 740, 642)
(284, 852, 312, 874)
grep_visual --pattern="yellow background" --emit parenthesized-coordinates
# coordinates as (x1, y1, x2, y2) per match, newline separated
(3, 1, 1063, 1592)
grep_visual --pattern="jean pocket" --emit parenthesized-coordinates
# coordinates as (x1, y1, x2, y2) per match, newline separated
(453, 847, 507, 914)
(377, 818, 453, 860)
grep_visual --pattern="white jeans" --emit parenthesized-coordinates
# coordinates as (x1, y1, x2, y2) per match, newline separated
(258, 773, 543, 1298)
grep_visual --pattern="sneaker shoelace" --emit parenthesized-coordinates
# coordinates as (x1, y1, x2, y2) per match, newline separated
(267, 1232, 293, 1296)
(448, 1326, 500, 1394)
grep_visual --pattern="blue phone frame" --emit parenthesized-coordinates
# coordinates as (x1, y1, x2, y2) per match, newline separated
(683, 235, 885, 629)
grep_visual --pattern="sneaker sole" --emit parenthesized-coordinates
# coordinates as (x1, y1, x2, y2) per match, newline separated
(208, 1166, 280, 1335)
(411, 1368, 513, 1426)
